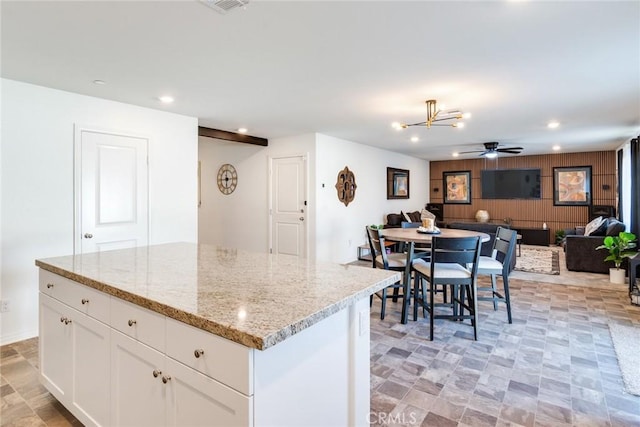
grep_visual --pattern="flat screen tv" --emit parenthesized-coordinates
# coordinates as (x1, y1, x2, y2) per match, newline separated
(481, 168, 541, 199)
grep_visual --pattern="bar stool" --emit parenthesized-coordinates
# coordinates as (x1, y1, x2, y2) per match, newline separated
(412, 236, 481, 340)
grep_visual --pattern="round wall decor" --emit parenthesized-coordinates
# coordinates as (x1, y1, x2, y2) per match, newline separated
(217, 163, 238, 195)
(335, 166, 357, 207)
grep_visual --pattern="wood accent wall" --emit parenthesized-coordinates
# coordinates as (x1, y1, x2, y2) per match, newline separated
(430, 151, 617, 237)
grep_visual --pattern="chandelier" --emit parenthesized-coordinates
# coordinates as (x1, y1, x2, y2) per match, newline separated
(392, 99, 470, 130)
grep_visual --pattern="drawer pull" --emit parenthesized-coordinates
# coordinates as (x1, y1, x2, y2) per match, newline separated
(81, 299, 89, 305)
(152, 370, 162, 378)
(128, 319, 137, 327)
(47, 283, 55, 289)
(162, 375, 172, 384)
(194, 349, 205, 358)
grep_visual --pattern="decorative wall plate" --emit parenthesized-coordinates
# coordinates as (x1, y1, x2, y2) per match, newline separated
(335, 166, 357, 206)
(217, 163, 238, 195)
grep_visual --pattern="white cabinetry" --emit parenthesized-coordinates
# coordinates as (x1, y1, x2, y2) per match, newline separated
(110, 304, 251, 427)
(39, 272, 110, 427)
(39, 267, 372, 427)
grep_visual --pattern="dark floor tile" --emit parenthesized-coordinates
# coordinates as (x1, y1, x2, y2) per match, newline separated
(378, 380, 410, 400)
(508, 380, 539, 397)
(421, 412, 457, 427)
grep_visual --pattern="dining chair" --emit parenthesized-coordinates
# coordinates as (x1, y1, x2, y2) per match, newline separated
(411, 236, 481, 340)
(473, 226, 517, 324)
(366, 226, 409, 320)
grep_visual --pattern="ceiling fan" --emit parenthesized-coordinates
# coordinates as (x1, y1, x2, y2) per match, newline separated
(459, 142, 523, 158)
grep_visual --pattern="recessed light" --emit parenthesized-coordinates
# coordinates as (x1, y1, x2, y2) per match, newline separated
(92, 79, 106, 85)
(452, 152, 459, 157)
(237, 128, 248, 134)
(548, 121, 560, 129)
(552, 145, 561, 151)
(391, 122, 403, 130)
(455, 122, 465, 129)
(410, 136, 419, 143)
(159, 96, 174, 104)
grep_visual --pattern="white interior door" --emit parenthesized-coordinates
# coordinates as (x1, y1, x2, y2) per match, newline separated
(76, 127, 149, 254)
(270, 156, 306, 257)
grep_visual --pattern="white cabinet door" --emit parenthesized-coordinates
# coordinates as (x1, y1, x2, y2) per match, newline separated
(111, 330, 165, 427)
(70, 312, 111, 427)
(165, 358, 252, 427)
(39, 294, 73, 401)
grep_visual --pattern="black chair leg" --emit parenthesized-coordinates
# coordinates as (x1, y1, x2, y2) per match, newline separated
(413, 273, 419, 321)
(429, 280, 435, 341)
(503, 275, 513, 324)
(490, 274, 499, 310)
(380, 288, 387, 320)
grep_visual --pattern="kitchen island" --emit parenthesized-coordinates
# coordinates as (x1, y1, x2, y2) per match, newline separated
(35, 242, 399, 427)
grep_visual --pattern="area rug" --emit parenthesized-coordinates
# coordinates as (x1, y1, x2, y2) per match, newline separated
(608, 323, 640, 396)
(514, 247, 560, 275)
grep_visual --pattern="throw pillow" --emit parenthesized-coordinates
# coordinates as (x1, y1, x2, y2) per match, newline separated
(584, 216, 604, 236)
(606, 218, 626, 236)
(387, 213, 402, 226)
(590, 218, 609, 236)
(402, 211, 412, 222)
(408, 211, 421, 222)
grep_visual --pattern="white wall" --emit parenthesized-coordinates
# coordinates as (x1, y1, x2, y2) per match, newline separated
(1, 79, 198, 344)
(198, 133, 316, 256)
(198, 132, 429, 265)
(315, 134, 429, 264)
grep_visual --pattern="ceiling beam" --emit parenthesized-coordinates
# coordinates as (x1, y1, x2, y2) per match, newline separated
(198, 126, 268, 146)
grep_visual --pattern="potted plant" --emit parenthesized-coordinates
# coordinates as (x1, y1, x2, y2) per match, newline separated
(596, 231, 637, 284)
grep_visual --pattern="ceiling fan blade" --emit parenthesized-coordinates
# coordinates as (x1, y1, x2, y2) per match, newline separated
(496, 149, 522, 154)
(458, 149, 484, 154)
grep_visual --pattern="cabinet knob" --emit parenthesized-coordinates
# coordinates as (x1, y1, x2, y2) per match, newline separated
(152, 370, 162, 378)
(47, 283, 54, 289)
(64, 319, 72, 325)
(60, 316, 66, 323)
(84, 233, 93, 239)
(162, 375, 172, 384)
(194, 349, 205, 358)
(128, 319, 137, 327)
(81, 299, 89, 305)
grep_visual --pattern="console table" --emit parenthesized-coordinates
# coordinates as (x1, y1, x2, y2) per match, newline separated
(516, 228, 549, 246)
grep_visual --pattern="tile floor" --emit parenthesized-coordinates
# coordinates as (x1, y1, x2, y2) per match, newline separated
(2, 248, 640, 426)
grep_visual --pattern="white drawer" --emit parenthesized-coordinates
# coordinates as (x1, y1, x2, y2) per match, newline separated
(39, 270, 110, 324)
(110, 297, 166, 352)
(165, 318, 253, 396)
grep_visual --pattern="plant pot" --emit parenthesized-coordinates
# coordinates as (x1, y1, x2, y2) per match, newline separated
(610, 267, 626, 284)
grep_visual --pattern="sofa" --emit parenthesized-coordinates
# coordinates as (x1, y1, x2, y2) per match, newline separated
(447, 222, 517, 272)
(564, 217, 627, 274)
(384, 209, 446, 229)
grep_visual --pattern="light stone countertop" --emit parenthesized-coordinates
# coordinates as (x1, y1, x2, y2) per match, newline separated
(35, 242, 400, 350)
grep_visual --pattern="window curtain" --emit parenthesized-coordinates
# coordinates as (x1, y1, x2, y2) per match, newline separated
(631, 136, 640, 238)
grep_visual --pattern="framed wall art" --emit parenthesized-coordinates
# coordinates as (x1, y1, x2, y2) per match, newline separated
(387, 167, 409, 199)
(553, 166, 592, 206)
(443, 171, 471, 204)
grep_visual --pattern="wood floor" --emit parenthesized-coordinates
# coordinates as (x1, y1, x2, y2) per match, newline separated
(2, 259, 640, 426)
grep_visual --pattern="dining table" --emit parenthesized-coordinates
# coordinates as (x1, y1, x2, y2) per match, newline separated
(379, 227, 490, 323)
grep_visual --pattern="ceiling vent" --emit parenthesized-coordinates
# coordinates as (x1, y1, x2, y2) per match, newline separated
(199, 0, 249, 14)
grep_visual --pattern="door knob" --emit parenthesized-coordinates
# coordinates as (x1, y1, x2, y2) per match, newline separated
(84, 233, 93, 239)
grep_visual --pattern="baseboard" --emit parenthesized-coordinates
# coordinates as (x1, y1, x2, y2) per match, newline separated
(0, 329, 38, 346)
